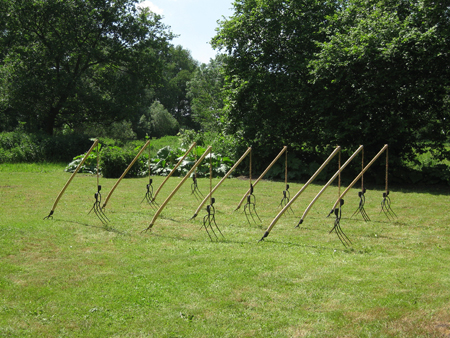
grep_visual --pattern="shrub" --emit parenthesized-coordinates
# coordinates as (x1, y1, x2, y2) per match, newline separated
(100, 146, 147, 179)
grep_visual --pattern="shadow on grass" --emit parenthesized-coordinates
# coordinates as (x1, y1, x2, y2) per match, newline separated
(53, 219, 128, 235)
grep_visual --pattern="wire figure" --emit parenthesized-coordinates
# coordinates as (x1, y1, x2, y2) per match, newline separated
(351, 149, 370, 221)
(329, 149, 351, 247)
(380, 146, 397, 220)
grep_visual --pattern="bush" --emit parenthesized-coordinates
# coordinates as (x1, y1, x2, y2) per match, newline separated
(0, 131, 93, 163)
(100, 146, 147, 179)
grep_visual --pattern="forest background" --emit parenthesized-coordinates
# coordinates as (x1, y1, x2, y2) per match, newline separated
(1, 0, 449, 185)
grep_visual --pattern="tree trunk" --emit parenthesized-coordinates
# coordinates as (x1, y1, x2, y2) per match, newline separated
(42, 107, 58, 136)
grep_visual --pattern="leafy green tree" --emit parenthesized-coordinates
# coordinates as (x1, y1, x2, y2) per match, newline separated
(310, 0, 450, 163)
(214, 0, 450, 168)
(212, 0, 338, 158)
(155, 45, 199, 129)
(187, 54, 227, 132)
(137, 100, 179, 138)
(0, 0, 173, 135)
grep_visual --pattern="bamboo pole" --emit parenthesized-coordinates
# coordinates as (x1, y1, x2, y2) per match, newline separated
(144, 146, 212, 231)
(102, 139, 151, 210)
(260, 146, 341, 241)
(235, 146, 288, 210)
(44, 139, 99, 219)
(297, 145, 363, 226)
(190, 147, 252, 219)
(151, 142, 197, 202)
(327, 144, 388, 215)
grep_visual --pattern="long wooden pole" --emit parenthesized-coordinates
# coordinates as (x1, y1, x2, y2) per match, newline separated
(235, 146, 288, 210)
(102, 139, 151, 210)
(327, 144, 388, 215)
(260, 146, 341, 241)
(44, 139, 99, 219)
(297, 145, 363, 226)
(151, 142, 197, 202)
(190, 147, 252, 219)
(144, 146, 212, 231)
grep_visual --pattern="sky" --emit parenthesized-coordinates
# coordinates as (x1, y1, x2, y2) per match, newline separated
(137, 0, 235, 64)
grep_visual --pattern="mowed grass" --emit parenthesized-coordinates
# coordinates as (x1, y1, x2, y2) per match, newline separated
(1, 163, 450, 337)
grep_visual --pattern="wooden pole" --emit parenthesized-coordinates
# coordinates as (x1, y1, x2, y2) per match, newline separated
(235, 146, 288, 210)
(44, 139, 99, 219)
(260, 146, 341, 241)
(152, 142, 197, 202)
(102, 139, 151, 210)
(144, 146, 212, 231)
(190, 147, 252, 219)
(327, 144, 388, 215)
(297, 145, 363, 225)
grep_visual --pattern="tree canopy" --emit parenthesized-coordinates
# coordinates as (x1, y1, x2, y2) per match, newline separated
(213, 0, 450, 165)
(0, 0, 174, 135)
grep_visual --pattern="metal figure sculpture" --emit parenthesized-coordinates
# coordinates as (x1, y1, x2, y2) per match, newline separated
(44, 139, 99, 220)
(296, 145, 363, 227)
(244, 150, 262, 224)
(351, 148, 370, 222)
(380, 146, 397, 220)
(201, 155, 224, 241)
(144, 146, 212, 231)
(88, 142, 109, 224)
(260, 146, 341, 241)
(279, 150, 293, 214)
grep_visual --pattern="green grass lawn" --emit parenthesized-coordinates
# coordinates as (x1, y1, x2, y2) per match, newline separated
(1, 163, 449, 337)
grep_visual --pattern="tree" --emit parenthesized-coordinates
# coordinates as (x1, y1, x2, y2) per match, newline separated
(212, 0, 338, 158)
(137, 100, 179, 138)
(187, 54, 227, 132)
(0, 0, 173, 135)
(310, 0, 450, 163)
(155, 45, 199, 129)
(213, 0, 450, 167)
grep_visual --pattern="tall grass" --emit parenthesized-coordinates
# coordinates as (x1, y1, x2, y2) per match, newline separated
(0, 162, 449, 337)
